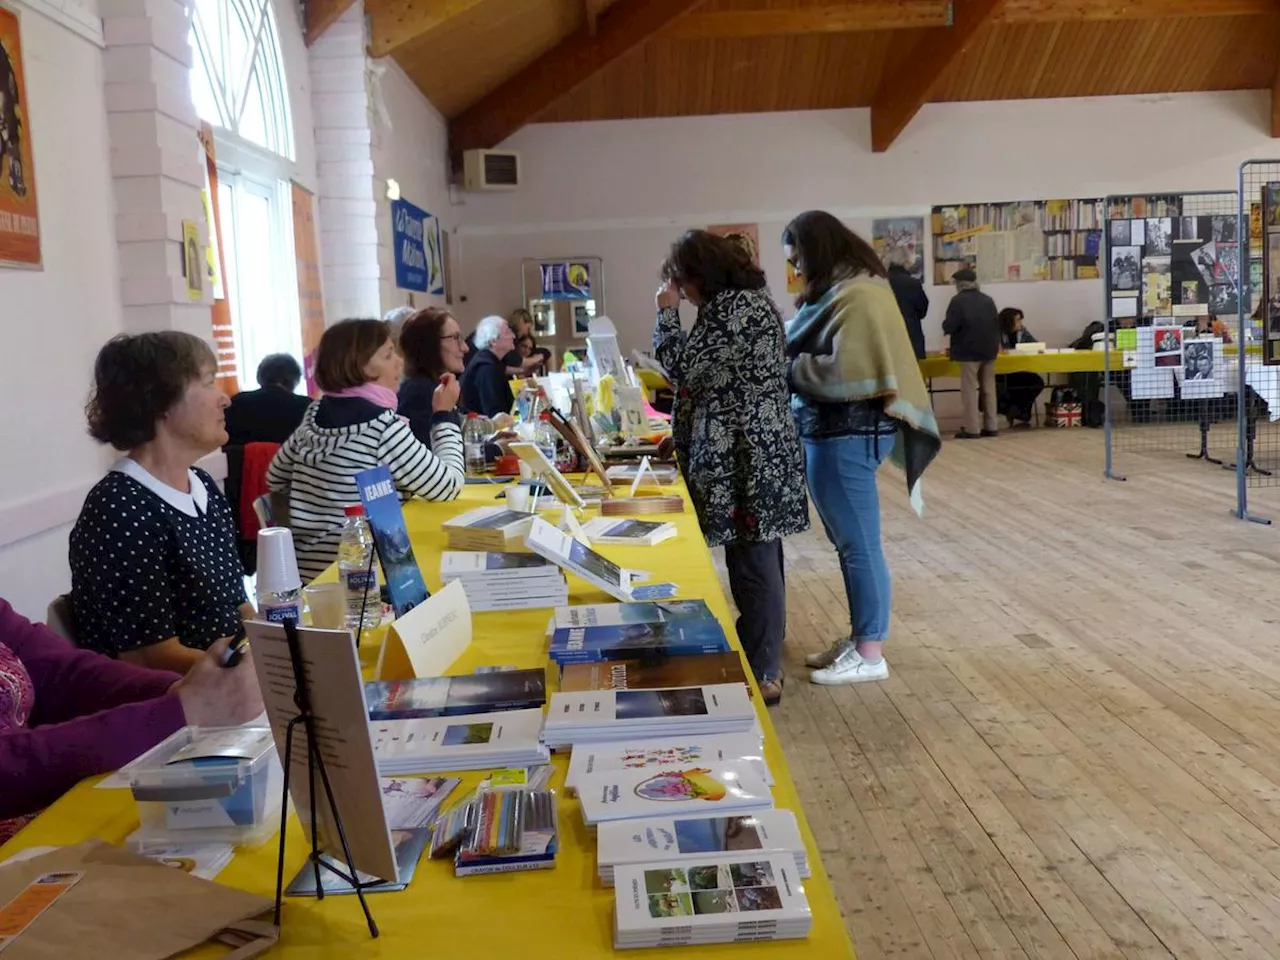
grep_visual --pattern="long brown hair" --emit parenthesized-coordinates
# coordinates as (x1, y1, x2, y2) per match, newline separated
(314, 319, 391, 392)
(399, 307, 455, 378)
(781, 211, 886, 307)
(660, 230, 767, 301)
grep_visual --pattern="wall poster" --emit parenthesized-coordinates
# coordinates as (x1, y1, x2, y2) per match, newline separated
(0, 7, 40, 268)
(391, 197, 444, 295)
(292, 182, 325, 397)
(872, 217, 925, 282)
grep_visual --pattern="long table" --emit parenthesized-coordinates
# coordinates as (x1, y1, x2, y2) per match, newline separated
(0, 483, 854, 959)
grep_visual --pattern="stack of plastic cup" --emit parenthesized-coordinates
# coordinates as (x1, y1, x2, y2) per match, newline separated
(256, 527, 303, 623)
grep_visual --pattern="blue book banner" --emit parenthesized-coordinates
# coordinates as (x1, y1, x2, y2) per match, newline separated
(391, 198, 445, 295)
(539, 261, 592, 300)
(355, 465, 430, 617)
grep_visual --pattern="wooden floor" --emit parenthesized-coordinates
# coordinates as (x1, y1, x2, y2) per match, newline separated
(734, 428, 1280, 960)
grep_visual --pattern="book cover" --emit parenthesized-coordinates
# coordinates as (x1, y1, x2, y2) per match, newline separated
(355, 465, 430, 618)
(549, 620, 728, 656)
(567, 734, 769, 793)
(578, 761, 772, 824)
(547, 685, 753, 729)
(444, 507, 535, 533)
(440, 551, 556, 578)
(524, 517, 634, 601)
(559, 653, 748, 693)
(551, 600, 714, 631)
(613, 854, 810, 934)
(285, 828, 431, 894)
(380, 776, 459, 829)
(582, 517, 676, 545)
(597, 811, 804, 868)
(372, 708, 546, 763)
(365, 669, 547, 720)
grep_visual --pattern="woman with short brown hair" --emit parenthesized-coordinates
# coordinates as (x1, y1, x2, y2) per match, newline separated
(654, 230, 809, 705)
(268, 318, 465, 580)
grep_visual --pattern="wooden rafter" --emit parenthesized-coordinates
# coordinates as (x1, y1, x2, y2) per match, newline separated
(870, 0, 1006, 152)
(662, 0, 1279, 40)
(448, 0, 704, 162)
(304, 0, 356, 46)
(1272, 64, 1280, 138)
(367, 0, 489, 59)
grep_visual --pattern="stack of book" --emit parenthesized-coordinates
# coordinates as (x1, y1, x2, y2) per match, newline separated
(596, 810, 810, 887)
(581, 517, 677, 546)
(612, 855, 813, 948)
(559, 651, 749, 694)
(439, 551, 568, 611)
(542, 684, 756, 750)
(565, 733, 771, 796)
(547, 601, 730, 668)
(443, 507, 536, 552)
(577, 760, 772, 828)
(364, 668, 547, 720)
(372, 708, 549, 773)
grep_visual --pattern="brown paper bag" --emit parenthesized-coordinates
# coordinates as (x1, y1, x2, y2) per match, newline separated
(0, 840, 278, 960)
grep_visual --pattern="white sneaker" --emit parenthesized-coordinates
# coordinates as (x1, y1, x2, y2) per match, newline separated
(804, 640, 853, 669)
(809, 650, 889, 685)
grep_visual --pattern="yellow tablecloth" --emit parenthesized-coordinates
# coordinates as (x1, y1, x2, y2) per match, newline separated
(919, 345, 1262, 379)
(1, 483, 854, 959)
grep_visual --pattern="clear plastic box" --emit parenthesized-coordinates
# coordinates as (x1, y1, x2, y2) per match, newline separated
(128, 726, 283, 847)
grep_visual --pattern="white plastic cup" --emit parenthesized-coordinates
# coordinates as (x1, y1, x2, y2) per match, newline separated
(303, 582, 346, 629)
(507, 486, 533, 513)
(256, 527, 302, 595)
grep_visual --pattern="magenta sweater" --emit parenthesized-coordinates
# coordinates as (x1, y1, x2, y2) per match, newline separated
(0, 600, 186, 820)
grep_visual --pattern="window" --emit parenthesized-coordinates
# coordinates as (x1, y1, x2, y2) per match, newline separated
(189, 0, 301, 390)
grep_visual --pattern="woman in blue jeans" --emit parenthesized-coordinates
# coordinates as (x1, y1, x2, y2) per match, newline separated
(782, 211, 942, 685)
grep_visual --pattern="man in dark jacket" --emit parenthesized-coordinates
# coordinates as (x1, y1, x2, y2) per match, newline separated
(885, 249, 929, 360)
(942, 268, 1001, 439)
(461, 315, 517, 416)
(224, 353, 311, 446)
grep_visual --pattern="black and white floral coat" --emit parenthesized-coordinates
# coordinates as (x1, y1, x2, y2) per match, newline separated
(654, 288, 809, 548)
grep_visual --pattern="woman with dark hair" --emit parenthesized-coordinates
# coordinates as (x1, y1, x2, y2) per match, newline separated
(398, 307, 469, 445)
(654, 230, 809, 705)
(996, 307, 1044, 427)
(268, 319, 465, 580)
(782, 211, 941, 686)
(70, 332, 250, 671)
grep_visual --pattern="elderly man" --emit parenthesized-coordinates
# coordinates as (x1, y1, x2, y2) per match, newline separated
(942, 267, 1001, 439)
(461, 315, 517, 416)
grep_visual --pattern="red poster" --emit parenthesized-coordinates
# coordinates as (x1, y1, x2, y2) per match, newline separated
(291, 182, 325, 397)
(0, 8, 41, 268)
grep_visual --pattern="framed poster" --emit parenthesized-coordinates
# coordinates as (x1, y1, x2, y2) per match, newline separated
(872, 217, 925, 281)
(1265, 183, 1280, 364)
(0, 7, 40, 268)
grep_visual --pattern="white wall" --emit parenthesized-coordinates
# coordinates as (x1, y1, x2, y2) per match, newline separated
(274, 0, 319, 195)
(0, 6, 122, 620)
(454, 90, 1275, 355)
(372, 60, 455, 316)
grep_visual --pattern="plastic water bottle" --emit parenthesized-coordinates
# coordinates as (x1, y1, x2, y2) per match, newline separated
(256, 527, 302, 623)
(535, 411, 558, 464)
(463, 413, 487, 476)
(338, 504, 382, 632)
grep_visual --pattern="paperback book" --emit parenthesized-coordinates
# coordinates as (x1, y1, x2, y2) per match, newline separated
(525, 517, 676, 602)
(443, 507, 537, 552)
(558, 652, 749, 694)
(581, 517, 677, 546)
(543, 684, 756, 749)
(365, 669, 547, 720)
(596, 810, 810, 886)
(577, 760, 772, 826)
(380, 776, 460, 829)
(613, 854, 812, 948)
(372, 708, 549, 774)
(440, 551, 568, 612)
(548, 619, 731, 666)
(566, 733, 771, 795)
(355, 465, 430, 618)
(550, 600, 715, 631)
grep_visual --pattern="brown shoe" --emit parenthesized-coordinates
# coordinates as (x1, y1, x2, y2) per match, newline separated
(759, 677, 784, 707)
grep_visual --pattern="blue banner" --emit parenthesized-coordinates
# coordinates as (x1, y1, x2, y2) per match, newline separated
(540, 261, 591, 300)
(391, 198, 444, 295)
(355, 465, 430, 618)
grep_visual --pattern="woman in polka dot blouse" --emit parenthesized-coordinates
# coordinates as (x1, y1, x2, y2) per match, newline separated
(69, 333, 253, 673)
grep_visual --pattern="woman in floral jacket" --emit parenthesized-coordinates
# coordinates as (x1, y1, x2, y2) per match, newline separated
(654, 230, 809, 704)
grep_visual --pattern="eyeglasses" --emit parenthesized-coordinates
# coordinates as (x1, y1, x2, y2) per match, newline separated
(439, 333, 464, 345)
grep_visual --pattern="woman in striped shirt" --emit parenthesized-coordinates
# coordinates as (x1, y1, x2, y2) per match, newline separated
(267, 319, 465, 581)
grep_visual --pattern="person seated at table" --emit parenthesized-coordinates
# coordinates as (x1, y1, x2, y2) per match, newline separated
(398, 307, 468, 446)
(516, 332, 547, 376)
(0, 599, 263, 843)
(997, 307, 1045, 428)
(268, 318, 465, 581)
(383, 305, 416, 350)
(461, 315, 519, 417)
(70, 332, 251, 672)
(224, 353, 311, 446)
(463, 310, 542, 376)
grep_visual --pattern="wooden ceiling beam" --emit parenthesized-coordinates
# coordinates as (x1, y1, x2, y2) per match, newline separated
(1272, 64, 1280, 138)
(367, 0, 489, 59)
(662, 0, 1278, 40)
(304, 0, 357, 46)
(870, 0, 1006, 152)
(448, 0, 704, 162)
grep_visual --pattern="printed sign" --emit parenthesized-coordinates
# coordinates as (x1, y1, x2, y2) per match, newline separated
(356, 464, 430, 618)
(540, 261, 592, 300)
(0, 9, 41, 268)
(391, 198, 444, 295)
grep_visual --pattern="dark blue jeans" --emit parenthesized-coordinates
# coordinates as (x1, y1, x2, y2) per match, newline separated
(723, 538, 785, 683)
(802, 433, 895, 644)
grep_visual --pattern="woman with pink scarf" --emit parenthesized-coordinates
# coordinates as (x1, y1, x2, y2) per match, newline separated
(267, 319, 465, 581)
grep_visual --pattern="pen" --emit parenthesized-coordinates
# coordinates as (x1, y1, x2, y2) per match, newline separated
(221, 633, 250, 669)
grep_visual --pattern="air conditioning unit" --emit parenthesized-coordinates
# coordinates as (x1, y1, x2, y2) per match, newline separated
(462, 149, 520, 191)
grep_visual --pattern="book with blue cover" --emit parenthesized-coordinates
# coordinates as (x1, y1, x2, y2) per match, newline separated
(365, 669, 548, 720)
(549, 618, 730, 666)
(355, 464, 430, 618)
(551, 600, 716, 631)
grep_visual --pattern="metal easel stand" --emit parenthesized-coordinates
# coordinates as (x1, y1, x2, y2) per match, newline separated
(272, 617, 380, 938)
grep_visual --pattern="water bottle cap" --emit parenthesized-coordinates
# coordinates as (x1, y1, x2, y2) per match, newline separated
(539, 411, 551, 420)
(467, 412, 479, 418)
(344, 504, 366, 517)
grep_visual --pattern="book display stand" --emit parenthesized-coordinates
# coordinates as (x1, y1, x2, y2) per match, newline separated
(271, 618, 381, 938)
